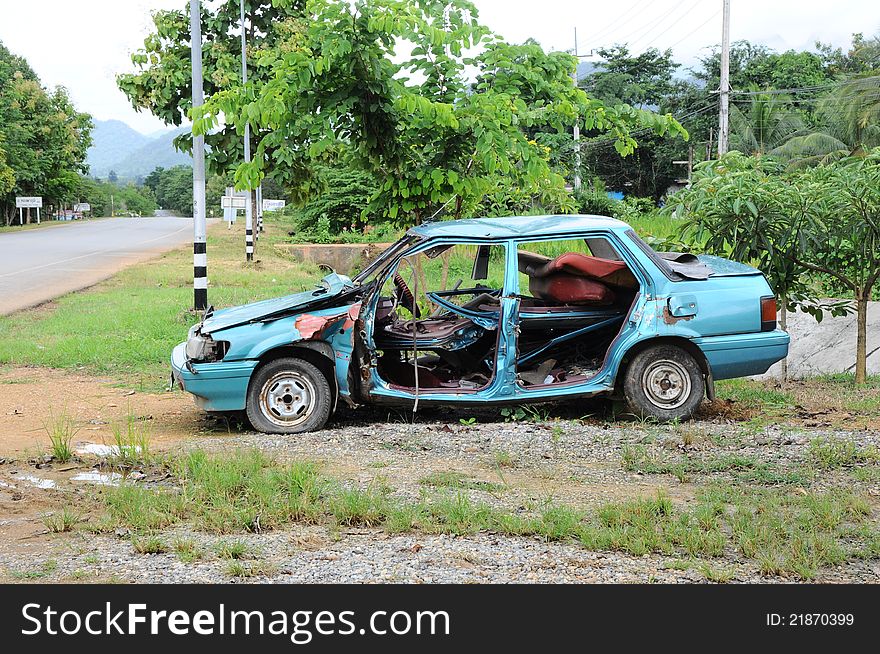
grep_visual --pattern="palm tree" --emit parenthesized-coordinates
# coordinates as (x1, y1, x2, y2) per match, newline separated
(770, 74, 880, 167)
(729, 91, 806, 155)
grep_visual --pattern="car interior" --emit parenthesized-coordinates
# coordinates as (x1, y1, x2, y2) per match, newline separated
(371, 237, 640, 392)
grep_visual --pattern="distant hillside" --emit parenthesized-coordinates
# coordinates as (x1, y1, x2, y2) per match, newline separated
(86, 120, 192, 180)
(86, 120, 151, 176)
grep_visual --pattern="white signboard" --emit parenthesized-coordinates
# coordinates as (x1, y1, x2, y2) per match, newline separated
(262, 199, 286, 212)
(221, 196, 247, 209)
(73, 203, 91, 213)
(16, 196, 43, 208)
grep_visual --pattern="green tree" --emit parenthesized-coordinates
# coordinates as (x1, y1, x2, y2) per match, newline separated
(816, 33, 880, 77)
(770, 75, 880, 167)
(729, 90, 806, 155)
(0, 41, 92, 224)
(672, 151, 880, 384)
(117, 0, 307, 188)
(581, 45, 679, 109)
(196, 0, 685, 228)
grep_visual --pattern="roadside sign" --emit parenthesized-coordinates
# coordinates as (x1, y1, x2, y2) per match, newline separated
(262, 199, 286, 212)
(16, 196, 42, 208)
(73, 202, 91, 213)
(221, 196, 247, 209)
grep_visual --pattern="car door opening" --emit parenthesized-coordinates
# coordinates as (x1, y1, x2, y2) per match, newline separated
(515, 237, 640, 387)
(372, 243, 506, 392)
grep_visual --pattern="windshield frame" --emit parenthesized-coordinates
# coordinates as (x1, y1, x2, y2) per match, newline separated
(352, 233, 423, 285)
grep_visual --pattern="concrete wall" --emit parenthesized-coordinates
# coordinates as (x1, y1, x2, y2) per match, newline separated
(760, 301, 880, 379)
(275, 242, 392, 276)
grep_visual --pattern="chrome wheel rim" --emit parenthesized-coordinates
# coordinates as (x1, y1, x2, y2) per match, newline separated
(641, 360, 691, 410)
(259, 371, 317, 428)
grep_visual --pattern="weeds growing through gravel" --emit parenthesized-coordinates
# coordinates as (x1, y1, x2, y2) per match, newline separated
(419, 471, 505, 493)
(172, 538, 203, 563)
(808, 437, 880, 469)
(44, 410, 78, 462)
(132, 536, 167, 554)
(225, 560, 276, 578)
(214, 540, 255, 560)
(110, 415, 152, 468)
(43, 507, 81, 533)
(99, 449, 880, 580)
(621, 445, 808, 485)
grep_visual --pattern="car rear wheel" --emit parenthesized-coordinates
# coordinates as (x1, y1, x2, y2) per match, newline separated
(246, 357, 332, 434)
(623, 344, 704, 421)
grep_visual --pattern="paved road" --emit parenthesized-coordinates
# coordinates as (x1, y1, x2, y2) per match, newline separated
(0, 217, 195, 315)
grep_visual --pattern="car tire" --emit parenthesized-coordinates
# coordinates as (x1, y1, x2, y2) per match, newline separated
(246, 357, 333, 434)
(623, 344, 704, 421)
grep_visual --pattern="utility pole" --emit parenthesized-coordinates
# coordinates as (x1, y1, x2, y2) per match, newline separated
(572, 27, 581, 192)
(190, 0, 208, 310)
(717, 0, 731, 156)
(240, 0, 254, 262)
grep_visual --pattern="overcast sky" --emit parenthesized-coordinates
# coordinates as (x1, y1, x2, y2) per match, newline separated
(1, 0, 877, 134)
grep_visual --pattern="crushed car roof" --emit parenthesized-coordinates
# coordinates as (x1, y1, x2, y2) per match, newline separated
(408, 214, 630, 240)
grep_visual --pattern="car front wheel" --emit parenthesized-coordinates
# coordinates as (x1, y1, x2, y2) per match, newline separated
(246, 357, 332, 434)
(623, 344, 705, 421)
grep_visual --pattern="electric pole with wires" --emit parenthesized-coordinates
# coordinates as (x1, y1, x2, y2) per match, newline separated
(718, 0, 731, 156)
(572, 27, 581, 191)
(240, 0, 254, 262)
(189, 0, 208, 310)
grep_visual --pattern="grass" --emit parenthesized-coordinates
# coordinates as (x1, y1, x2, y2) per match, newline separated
(716, 379, 795, 412)
(97, 449, 880, 580)
(7, 559, 58, 580)
(225, 560, 277, 578)
(808, 437, 880, 469)
(620, 444, 809, 485)
(132, 535, 168, 554)
(0, 220, 323, 389)
(419, 471, 505, 493)
(214, 540, 255, 560)
(43, 507, 82, 533)
(44, 410, 78, 462)
(110, 415, 152, 468)
(172, 538, 204, 563)
(703, 485, 872, 579)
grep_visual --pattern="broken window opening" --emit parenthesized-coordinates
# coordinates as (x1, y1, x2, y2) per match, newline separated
(372, 243, 507, 392)
(514, 237, 641, 387)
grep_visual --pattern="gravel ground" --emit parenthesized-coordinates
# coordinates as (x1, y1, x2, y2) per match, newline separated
(2, 404, 879, 584)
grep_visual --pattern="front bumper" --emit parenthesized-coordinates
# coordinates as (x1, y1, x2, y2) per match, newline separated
(694, 329, 790, 380)
(170, 342, 258, 412)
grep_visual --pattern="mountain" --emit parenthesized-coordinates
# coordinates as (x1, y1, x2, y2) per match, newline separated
(105, 127, 192, 179)
(86, 120, 192, 180)
(85, 120, 151, 177)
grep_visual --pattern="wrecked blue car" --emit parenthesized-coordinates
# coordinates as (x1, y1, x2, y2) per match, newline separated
(171, 215, 789, 433)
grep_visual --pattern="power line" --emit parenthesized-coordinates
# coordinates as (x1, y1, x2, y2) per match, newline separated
(730, 76, 880, 97)
(577, 0, 655, 50)
(591, 1, 677, 50)
(665, 9, 721, 50)
(581, 104, 716, 151)
(628, 0, 702, 51)
(634, 0, 711, 51)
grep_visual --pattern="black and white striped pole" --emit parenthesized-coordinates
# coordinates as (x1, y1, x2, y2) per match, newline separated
(190, 0, 208, 310)
(256, 184, 263, 237)
(240, 0, 254, 262)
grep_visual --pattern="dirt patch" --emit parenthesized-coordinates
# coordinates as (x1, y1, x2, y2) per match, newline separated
(0, 365, 209, 456)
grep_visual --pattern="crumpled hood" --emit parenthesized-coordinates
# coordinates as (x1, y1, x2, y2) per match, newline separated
(200, 273, 353, 334)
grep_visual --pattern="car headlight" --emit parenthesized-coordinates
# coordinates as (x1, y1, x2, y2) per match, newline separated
(185, 333, 226, 362)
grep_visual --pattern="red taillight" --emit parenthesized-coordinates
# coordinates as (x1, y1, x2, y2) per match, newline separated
(760, 296, 777, 331)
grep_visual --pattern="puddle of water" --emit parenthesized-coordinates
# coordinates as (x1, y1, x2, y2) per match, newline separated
(76, 443, 141, 457)
(17, 474, 57, 490)
(70, 471, 123, 486)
